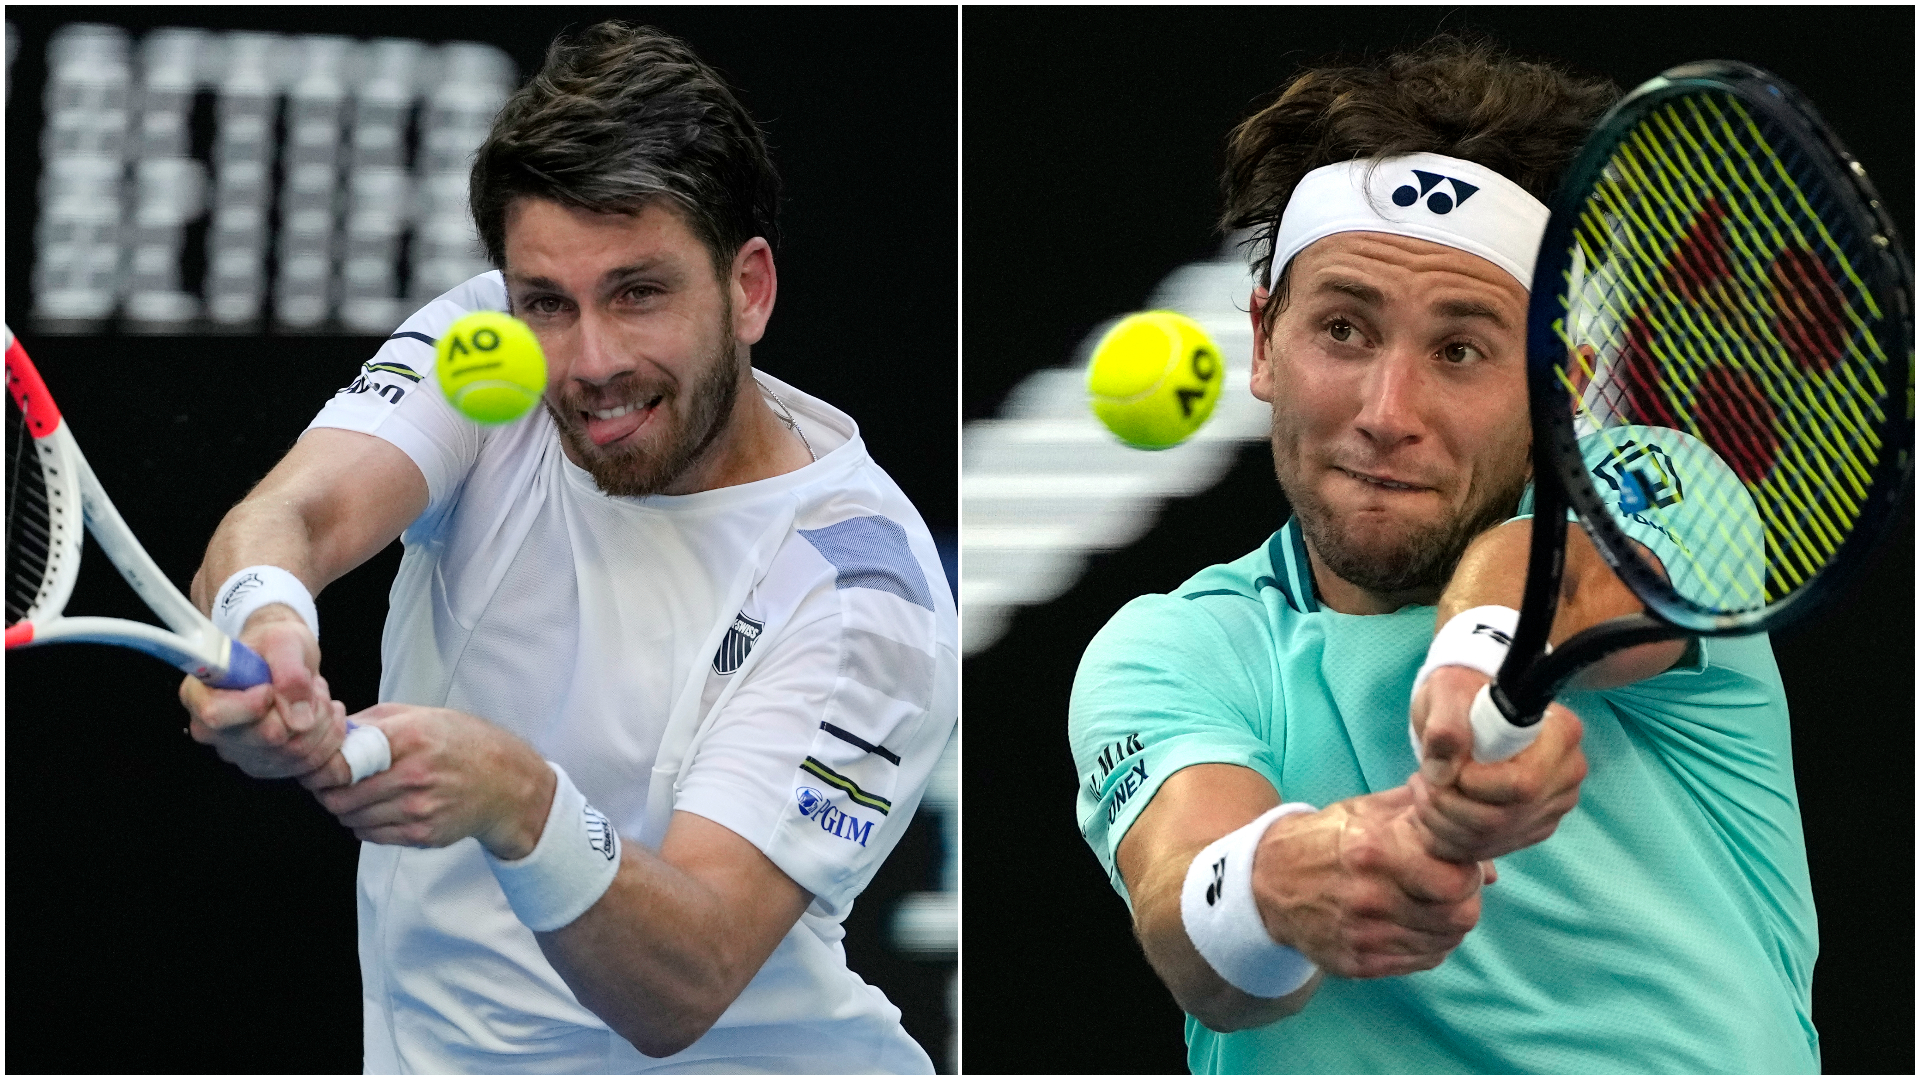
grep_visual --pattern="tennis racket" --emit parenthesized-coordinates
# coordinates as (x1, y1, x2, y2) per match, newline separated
(1469, 60, 1913, 762)
(6, 325, 392, 782)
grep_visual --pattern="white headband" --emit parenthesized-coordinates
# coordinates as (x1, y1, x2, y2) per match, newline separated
(1267, 153, 1551, 292)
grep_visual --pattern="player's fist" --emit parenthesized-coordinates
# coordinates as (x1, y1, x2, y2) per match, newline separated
(180, 607, 344, 778)
(1252, 787, 1491, 980)
(308, 704, 554, 858)
(1408, 665, 1586, 863)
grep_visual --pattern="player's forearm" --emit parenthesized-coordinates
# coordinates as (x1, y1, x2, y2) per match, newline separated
(1130, 847, 1319, 1031)
(190, 428, 427, 613)
(1441, 519, 1685, 687)
(191, 497, 327, 612)
(533, 847, 793, 1058)
(1118, 766, 1318, 1030)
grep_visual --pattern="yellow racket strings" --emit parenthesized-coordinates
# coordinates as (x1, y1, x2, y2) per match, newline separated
(1550, 91, 1891, 613)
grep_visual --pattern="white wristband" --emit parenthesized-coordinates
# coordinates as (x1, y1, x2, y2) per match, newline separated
(1410, 605, 1545, 761)
(484, 762, 621, 932)
(1179, 802, 1319, 998)
(211, 565, 320, 641)
(1411, 605, 1520, 699)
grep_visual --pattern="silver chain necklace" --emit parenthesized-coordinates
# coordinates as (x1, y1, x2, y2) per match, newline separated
(757, 379, 815, 463)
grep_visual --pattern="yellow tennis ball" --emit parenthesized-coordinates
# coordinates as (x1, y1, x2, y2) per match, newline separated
(436, 311, 547, 424)
(1086, 311, 1224, 449)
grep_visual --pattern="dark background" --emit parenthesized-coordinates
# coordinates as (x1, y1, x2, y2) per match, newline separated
(6, 6, 957, 1074)
(961, 6, 1914, 1075)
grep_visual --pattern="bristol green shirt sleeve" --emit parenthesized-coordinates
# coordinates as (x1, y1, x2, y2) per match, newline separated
(1069, 581, 1278, 902)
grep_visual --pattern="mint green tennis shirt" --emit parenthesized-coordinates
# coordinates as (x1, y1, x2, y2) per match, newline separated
(1070, 427, 1819, 1073)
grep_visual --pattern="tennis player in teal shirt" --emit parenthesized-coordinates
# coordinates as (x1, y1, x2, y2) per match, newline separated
(1070, 39, 1818, 1074)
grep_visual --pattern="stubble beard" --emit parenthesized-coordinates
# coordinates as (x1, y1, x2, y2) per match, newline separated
(1271, 413, 1531, 599)
(547, 319, 743, 498)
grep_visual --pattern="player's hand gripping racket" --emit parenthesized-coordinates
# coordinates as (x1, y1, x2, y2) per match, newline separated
(5, 326, 391, 782)
(1469, 60, 1913, 761)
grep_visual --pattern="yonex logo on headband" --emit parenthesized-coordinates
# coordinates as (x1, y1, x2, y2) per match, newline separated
(1268, 153, 1551, 290)
(1393, 170, 1480, 215)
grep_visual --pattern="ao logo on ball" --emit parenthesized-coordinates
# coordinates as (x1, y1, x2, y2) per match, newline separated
(1085, 310, 1224, 450)
(435, 311, 549, 425)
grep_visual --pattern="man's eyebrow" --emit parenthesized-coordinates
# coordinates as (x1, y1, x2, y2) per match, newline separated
(1433, 297, 1509, 329)
(507, 272, 566, 293)
(1312, 278, 1385, 306)
(601, 260, 667, 284)
(506, 261, 670, 295)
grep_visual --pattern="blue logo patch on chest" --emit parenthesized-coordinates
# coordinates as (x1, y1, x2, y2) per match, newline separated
(713, 612, 765, 675)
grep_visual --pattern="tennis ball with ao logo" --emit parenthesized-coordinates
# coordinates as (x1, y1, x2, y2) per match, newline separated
(436, 311, 548, 424)
(1085, 310, 1224, 449)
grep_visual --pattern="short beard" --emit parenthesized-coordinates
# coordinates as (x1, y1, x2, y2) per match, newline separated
(547, 322, 743, 498)
(1276, 441, 1530, 601)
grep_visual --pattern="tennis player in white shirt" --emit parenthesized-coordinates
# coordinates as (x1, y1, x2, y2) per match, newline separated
(177, 22, 954, 1073)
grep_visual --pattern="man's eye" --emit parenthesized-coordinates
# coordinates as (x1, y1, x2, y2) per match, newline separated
(1329, 319, 1354, 342)
(523, 296, 564, 315)
(1441, 342, 1480, 364)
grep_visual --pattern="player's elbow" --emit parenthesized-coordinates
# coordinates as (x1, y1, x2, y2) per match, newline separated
(592, 962, 746, 1058)
(1569, 638, 1690, 689)
(601, 996, 724, 1059)
(625, 1019, 709, 1060)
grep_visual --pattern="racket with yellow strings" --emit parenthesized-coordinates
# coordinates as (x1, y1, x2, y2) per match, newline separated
(1469, 60, 1912, 761)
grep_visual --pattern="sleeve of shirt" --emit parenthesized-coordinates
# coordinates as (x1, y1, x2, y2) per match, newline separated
(1542, 428, 1814, 975)
(673, 521, 957, 920)
(303, 273, 507, 522)
(1513, 423, 1787, 722)
(1069, 593, 1279, 904)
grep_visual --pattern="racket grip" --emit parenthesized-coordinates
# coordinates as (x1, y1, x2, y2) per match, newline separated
(342, 722, 392, 783)
(1470, 683, 1542, 762)
(207, 640, 272, 689)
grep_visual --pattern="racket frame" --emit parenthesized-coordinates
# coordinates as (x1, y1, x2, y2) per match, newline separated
(7, 330, 268, 688)
(1496, 60, 1914, 724)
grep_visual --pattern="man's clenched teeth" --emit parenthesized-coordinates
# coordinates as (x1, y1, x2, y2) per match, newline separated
(1341, 467, 1421, 491)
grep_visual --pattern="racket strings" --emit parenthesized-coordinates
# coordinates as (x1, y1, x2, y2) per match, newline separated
(6, 395, 56, 625)
(1553, 90, 1897, 613)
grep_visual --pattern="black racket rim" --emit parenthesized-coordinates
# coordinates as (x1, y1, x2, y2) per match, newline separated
(1525, 59, 1914, 640)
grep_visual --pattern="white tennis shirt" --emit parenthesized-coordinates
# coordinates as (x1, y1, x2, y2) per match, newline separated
(308, 272, 955, 1073)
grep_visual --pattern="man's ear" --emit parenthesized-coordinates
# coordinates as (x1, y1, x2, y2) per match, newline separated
(1249, 286, 1275, 403)
(729, 237, 777, 346)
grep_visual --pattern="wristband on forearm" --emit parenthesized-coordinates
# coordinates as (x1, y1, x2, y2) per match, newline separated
(211, 565, 320, 641)
(1411, 605, 1520, 697)
(1409, 605, 1532, 759)
(484, 762, 622, 932)
(1178, 802, 1319, 998)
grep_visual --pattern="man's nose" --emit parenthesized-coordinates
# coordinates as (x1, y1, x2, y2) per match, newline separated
(567, 310, 633, 387)
(1352, 349, 1427, 449)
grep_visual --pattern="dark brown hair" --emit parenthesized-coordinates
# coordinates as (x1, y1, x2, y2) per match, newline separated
(470, 22, 781, 277)
(1221, 35, 1618, 329)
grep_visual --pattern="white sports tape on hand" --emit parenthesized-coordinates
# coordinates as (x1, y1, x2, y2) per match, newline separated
(211, 565, 320, 642)
(1179, 802, 1319, 998)
(341, 724, 391, 784)
(485, 762, 622, 932)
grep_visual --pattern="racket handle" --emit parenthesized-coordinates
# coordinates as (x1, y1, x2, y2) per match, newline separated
(1470, 683, 1543, 762)
(205, 640, 272, 690)
(207, 641, 390, 782)
(342, 723, 392, 783)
